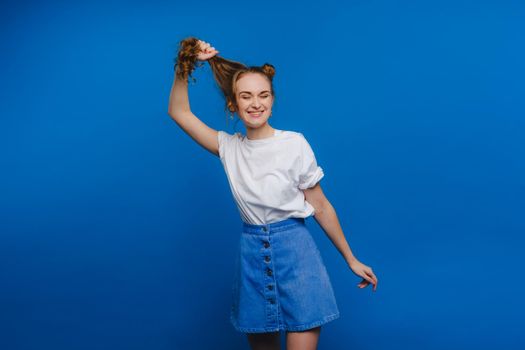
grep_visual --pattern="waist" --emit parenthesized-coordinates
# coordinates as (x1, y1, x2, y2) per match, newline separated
(242, 217, 305, 235)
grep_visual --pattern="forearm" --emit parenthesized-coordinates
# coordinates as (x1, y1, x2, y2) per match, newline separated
(167, 70, 191, 116)
(313, 201, 357, 266)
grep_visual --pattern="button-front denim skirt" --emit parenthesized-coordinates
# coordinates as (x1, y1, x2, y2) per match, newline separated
(230, 217, 340, 333)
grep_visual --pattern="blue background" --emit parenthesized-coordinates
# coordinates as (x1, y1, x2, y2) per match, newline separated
(1, 0, 524, 349)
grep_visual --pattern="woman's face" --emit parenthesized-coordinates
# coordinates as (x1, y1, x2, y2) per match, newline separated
(234, 73, 274, 129)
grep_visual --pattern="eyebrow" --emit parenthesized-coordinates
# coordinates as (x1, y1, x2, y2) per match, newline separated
(239, 90, 271, 95)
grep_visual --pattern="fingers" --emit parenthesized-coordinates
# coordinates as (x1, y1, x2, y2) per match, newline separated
(198, 40, 216, 52)
(365, 268, 378, 291)
(195, 40, 219, 60)
(358, 277, 376, 292)
(357, 279, 369, 288)
(349, 260, 379, 292)
(362, 274, 375, 286)
(357, 268, 378, 292)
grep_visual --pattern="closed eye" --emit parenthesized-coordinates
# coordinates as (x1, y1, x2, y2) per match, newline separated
(241, 94, 271, 99)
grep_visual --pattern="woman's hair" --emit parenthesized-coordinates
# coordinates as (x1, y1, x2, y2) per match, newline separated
(174, 37, 276, 121)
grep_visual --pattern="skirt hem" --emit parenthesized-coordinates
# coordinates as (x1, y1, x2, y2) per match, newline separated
(230, 312, 340, 334)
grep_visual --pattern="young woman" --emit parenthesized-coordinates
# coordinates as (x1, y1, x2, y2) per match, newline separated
(168, 37, 378, 350)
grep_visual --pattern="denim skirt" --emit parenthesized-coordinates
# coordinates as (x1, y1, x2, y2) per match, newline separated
(230, 217, 340, 333)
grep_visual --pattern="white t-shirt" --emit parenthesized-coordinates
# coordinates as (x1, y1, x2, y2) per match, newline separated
(217, 129, 324, 225)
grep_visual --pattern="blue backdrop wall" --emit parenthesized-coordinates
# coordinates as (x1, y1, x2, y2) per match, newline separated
(1, 0, 523, 349)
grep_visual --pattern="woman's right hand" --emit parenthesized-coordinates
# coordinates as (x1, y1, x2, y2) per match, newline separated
(196, 39, 219, 61)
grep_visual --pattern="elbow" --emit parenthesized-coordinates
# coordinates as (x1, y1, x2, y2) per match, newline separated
(167, 112, 177, 123)
(167, 108, 178, 118)
(168, 108, 191, 120)
(167, 110, 182, 121)
(313, 200, 330, 216)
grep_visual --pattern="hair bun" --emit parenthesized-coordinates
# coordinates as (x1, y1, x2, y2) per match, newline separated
(261, 63, 275, 80)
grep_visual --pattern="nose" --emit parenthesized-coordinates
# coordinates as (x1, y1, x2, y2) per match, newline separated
(251, 97, 261, 108)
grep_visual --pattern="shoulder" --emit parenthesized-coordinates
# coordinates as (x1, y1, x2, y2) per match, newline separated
(218, 130, 243, 143)
(281, 130, 312, 149)
(218, 130, 239, 139)
(282, 130, 312, 140)
(217, 131, 242, 159)
(279, 130, 306, 144)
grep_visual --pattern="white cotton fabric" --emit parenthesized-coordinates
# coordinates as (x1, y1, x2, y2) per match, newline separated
(217, 129, 325, 225)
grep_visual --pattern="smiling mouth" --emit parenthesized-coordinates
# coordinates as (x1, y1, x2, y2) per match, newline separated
(248, 111, 263, 117)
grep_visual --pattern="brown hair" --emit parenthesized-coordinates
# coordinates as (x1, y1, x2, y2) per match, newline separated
(174, 36, 276, 121)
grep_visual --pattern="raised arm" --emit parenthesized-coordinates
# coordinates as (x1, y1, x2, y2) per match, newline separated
(167, 39, 220, 157)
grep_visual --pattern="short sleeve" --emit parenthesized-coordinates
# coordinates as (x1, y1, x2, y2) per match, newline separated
(297, 133, 325, 190)
(217, 130, 235, 160)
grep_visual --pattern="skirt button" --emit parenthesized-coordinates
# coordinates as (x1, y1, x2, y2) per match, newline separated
(266, 268, 273, 276)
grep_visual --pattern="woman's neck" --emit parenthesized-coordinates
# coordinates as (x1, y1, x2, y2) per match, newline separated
(246, 124, 275, 140)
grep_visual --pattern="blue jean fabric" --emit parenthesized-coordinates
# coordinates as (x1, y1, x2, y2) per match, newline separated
(230, 217, 340, 333)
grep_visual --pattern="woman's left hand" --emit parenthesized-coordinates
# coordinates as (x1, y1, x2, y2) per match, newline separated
(349, 259, 378, 292)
